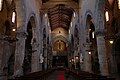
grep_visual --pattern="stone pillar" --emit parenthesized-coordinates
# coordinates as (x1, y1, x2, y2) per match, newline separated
(0, 35, 4, 80)
(14, 0, 26, 77)
(31, 42, 40, 72)
(44, 49, 47, 70)
(14, 32, 27, 77)
(95, 0, 109, 76)
(83, 43, 92, 72)
(106, 41, 117, 74)
(96, 31, 109, 76)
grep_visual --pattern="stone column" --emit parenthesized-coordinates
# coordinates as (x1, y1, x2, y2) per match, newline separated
(14, 0, 26, 77)
(31, 41, 40, 72)
(95, 0, 109, 76)
(0, 35, 4, 80)
(44, 49, 47, 70)
(96, 31, 109, 76)
(106, 41, 117, 74)
(83, 43, 92, 72)
(14, 32, 27, 77)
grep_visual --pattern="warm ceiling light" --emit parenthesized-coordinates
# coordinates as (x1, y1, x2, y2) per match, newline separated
(12, 29, 16, 31)
(0, 0, 3, 11)
(75, 56, 79, 59)
(12, 12, 16, 23)
(105, 11, 109, 22)
(109, 40, 113, 44)
(89, 52, 91, 55)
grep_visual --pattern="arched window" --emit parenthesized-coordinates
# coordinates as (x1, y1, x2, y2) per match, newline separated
(12, 11, 16, 23)
(0, 0, 3, 11)
(118, 0, 120, 9)
(105, 11, 109, 22)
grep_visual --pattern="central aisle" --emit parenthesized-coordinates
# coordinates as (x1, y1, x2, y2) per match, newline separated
(46, 70, 75, 80)
(57, 71, 65, 80)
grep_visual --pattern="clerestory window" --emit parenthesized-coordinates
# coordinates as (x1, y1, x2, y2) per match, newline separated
(12, 12, 16, 23)
(118, 0, 120, 9)
(0, 0, 3, 11)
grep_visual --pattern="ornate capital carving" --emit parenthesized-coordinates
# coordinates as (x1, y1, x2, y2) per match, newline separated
(95, 30, 105, 36)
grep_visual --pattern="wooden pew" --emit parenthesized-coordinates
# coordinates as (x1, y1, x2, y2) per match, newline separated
(8, 68, 56, 80)
(64, 68, 115, 80)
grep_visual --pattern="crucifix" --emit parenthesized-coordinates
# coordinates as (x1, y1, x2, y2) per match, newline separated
(57, 40, 62, 50)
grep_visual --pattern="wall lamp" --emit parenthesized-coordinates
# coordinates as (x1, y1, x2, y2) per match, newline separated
(104, 34, 116, 44)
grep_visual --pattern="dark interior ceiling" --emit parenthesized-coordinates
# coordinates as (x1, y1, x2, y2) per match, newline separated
(42, 0, 49, 3)
(48, 4, 73, 31)
(42, 0, 79, 3)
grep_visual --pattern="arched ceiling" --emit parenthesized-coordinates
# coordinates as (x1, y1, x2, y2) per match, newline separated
(108, 0, 114, 5)
(48, 4, 73, 31)
(42, 0, 78, 51)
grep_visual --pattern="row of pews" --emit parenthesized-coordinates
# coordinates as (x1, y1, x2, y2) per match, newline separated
(8, 67, 116, 80)
(64, 68, 115, 80)
(8, 68, 56, 80)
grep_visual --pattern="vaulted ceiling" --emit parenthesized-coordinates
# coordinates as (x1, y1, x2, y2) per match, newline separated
(48, 4, 73, 31)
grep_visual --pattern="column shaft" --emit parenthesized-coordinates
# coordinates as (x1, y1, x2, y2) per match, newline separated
(14, 32, 26, 76)
(84, 43, 92, 72)
(97, 35, 109, 76)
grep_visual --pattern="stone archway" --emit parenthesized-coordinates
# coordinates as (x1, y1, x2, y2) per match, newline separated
(22, 15, 37, 74)
(88, 15, 100, 74)
(51, 35, 69, 67)
(51, 35, 69, 45)
(84, 14, 100, 73)
(23, 20, 33, 75)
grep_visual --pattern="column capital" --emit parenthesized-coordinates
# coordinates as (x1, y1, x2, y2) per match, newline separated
(95, 30, 105, 36)
(16, 31, 27, 39)
(0, 34, 4, 41)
